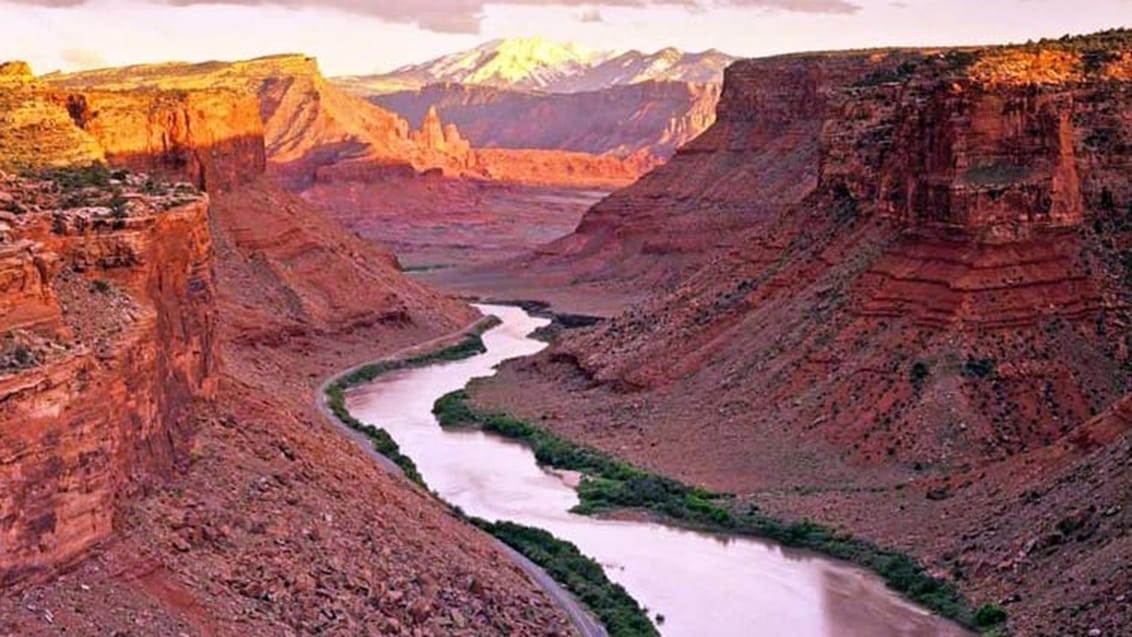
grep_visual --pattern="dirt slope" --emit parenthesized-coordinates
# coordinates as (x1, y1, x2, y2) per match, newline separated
(465, 32, 1132, 636)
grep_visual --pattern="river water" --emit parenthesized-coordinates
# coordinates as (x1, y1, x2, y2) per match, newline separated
(346, 304, 969, 637)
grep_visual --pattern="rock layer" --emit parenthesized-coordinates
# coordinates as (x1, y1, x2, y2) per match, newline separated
(465, 33, 1132, 635)
(0, 178, 216, 586)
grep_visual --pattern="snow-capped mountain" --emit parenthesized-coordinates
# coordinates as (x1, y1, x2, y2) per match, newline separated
(348, 38, 611, 93)
(337, 38, 736, 95)
(550, 48, 736, 93)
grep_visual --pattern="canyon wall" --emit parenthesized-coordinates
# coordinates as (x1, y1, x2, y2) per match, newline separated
(0, 71, 261, 584)
(543, 43, 1132, 459)
(64, 90, 266, 192)
(49, 55, 641, 190)
(0, 180, 216, 585)
(472, 36, 1132, 634)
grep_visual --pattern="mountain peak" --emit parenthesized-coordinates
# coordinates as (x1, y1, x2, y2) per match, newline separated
(346, 41, 736, 95)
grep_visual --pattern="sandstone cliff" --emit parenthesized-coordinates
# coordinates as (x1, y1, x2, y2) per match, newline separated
(1, 60, 571, 635)
(48, 55, 638, 191)
(63, 90, 266, 193)
(467, 31, 1132, 635)
(0, 169, 216, 586)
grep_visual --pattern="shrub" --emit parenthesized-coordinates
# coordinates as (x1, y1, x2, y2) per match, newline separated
(974, 604, 1008, 628)
(109, 193, 129, 218)
(910, 361, 931, 388)
(474, 520, 658, 637)
(962, 357, 997, 379)
(89, 280, 113, 294)
(434, 391, 984, 629)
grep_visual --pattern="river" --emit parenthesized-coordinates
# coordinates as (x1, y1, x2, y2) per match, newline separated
(345, 304, 969, 637)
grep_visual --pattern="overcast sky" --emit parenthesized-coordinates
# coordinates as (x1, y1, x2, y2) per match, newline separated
(1, 0, 1130, 76)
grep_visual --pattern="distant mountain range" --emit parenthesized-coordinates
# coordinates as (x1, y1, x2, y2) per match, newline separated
(333, 38, 736, 162)
(336, 37, 736, 95)
(369, 81, 721, 159)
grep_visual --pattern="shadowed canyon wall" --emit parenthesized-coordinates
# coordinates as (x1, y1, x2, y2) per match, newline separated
(0, 73, 259, 584)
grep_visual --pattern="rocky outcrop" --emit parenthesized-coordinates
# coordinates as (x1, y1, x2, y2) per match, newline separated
(63, 91, 266, 192)
(410, 106, 472, 162)
(0, 173, 216, 586)
(0, 69, 104, 171)
(0, 62, 33, 83)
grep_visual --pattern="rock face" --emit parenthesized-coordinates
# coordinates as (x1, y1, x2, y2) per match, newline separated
(0, 69, 104, 171)
(0, 173, 216, 586)
(467, 33, 1132, 635)
(1, 60, 573, 636)
(64, 91, 266, 192)
(410, 106, 470, 159)
(368, 80, 722, 160)
(48, 54, 636, 190)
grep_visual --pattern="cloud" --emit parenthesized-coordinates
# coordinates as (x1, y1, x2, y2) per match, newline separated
(4, 0, 862, 33)
(60, 47, 106, 69)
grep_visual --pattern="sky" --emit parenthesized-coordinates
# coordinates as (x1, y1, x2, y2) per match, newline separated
(1, 0, 1130, 76)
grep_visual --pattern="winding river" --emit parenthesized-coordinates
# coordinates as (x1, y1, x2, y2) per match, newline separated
(346, 304, 968, 637)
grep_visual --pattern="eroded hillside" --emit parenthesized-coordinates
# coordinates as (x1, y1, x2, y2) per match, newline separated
(464, 31, 1132, 636)
(0, 63, 573, 635)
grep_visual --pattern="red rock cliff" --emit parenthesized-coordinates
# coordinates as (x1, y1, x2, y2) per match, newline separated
(62, 90, 266, 193)
(516, 37, 1132, 466)
(0, 173, 216, 585)
(474, 34, 1132, 635)
(0, 65, 280, 584)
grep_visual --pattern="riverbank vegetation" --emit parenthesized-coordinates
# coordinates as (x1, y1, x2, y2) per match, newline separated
(471, 519, 659, 637)
(323, 317, 501, 487)
(433, 390, 1008, 633)
(323, 315, 659, 636)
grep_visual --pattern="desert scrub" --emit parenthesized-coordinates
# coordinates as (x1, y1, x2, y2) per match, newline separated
(323, 316, 501, 487)
(433, 390, 992, 630)
(324, 383, 426, 486)
(472, 519, 658, 637)
(30, 162, 112, 191)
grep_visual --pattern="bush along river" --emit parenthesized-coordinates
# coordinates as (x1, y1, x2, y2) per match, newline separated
(334, 304, 989, 637)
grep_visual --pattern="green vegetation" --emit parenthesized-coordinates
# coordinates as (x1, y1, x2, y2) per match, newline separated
(0, 332, 40, 372)
(854, 59, 921, 87)
(962, 356, 998, 379)
(974, 604, 1009, 629)
(910, 360, 931, 389)
(472, 519, 658, 637)
(30, 162, 112, 191)
(1022, 28, 1132, 55)
(325, 383, 426, 486)
(434, 390, 992, 630)
(89, 279, 113, 294)
(323, 317, 502, 488)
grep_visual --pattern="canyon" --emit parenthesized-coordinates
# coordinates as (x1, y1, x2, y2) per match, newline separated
(341, 39, 731, 166)
(446, 33, 1132, 636)
(48, 54, 642, 270)
(0, 63, 575, 634)
(1, 24, 1131, 637)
